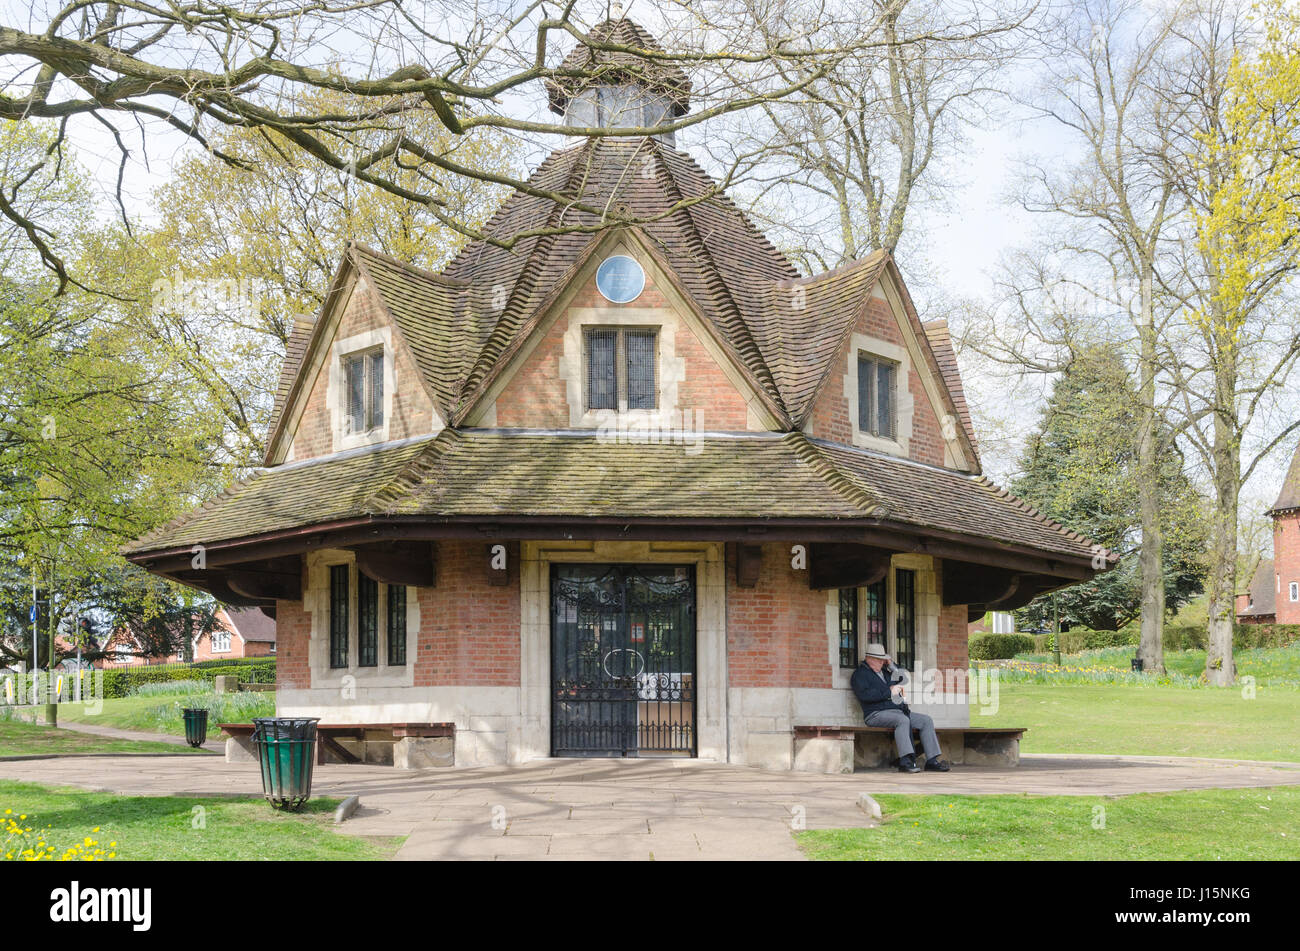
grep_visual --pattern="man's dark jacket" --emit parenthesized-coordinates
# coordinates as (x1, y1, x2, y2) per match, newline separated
(850, 662, 910, 719)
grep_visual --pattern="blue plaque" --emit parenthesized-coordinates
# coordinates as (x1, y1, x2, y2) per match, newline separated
(595, 255, 646, 304)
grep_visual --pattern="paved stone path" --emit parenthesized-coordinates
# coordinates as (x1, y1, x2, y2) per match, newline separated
(3, 752, 1297, 860)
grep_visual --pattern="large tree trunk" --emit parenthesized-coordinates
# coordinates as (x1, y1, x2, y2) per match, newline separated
(1206, 334, 1239, 687)
(1136, 266, 1166, 672)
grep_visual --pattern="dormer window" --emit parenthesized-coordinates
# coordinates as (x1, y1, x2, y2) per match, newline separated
(857, 353, 897, 439)
(585, 327, 657, 412)
(344, 348, 384, 435)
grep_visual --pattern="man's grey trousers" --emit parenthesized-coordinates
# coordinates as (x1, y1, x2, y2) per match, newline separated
(864, 709, 942, 760)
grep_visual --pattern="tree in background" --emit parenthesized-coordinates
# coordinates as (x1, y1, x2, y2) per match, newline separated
(969, 0, 1186, 671)
(0, 1, 912, 291)
(0, 277, 228, 666)
(1159, 0, 1300, 684)
(0, 120, 229, 665)
(702, 0, 1040, 273)
(1011, 346, 1207, 644)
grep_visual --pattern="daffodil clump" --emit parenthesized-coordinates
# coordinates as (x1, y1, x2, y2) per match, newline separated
(972, 658, 1204, 688)
(2, 809, 116, 861)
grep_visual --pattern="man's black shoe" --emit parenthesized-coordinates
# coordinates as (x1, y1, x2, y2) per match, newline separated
(897, 754, 921, 773)
(925, 756, 951, 772)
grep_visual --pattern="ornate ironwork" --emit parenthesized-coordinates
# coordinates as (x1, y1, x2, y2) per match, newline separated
(551, 564, 696, 757)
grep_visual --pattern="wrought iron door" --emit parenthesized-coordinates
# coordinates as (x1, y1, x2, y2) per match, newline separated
(551, 564, 696, 757)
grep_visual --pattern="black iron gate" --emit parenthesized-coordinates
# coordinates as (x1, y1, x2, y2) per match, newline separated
(551, 564, 696, 757)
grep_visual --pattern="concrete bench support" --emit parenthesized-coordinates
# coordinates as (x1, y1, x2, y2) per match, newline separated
(794, 726, 1024, 773)
(225, 733, 257, 764)
(218, 721, 456, 769)
(394, 735, 454, 769)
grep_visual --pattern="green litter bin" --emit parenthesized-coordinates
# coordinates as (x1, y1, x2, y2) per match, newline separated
(181, 707, 209, 748)
(251, 717, 320, 811)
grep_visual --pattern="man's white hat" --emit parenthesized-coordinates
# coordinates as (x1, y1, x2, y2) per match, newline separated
(863, 643, 891, 660)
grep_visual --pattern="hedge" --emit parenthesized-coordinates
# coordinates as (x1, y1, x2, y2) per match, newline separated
(1030, 623, 1300, 655)
(968, 633, 1037, 660)
(98, 659, 276, 699)
(1030, 628, 1139, 654)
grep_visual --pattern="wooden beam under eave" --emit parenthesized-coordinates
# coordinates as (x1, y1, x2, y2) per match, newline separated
(735, 544, 761, 587)
(351, 541, 436, 587)
(169, 570, 275, 609)
(808, 543, 892, 590)
(942, 561, 1022, 607)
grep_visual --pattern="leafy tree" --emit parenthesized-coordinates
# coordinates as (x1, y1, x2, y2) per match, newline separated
(0, 273, 228, 666)
(1164, 0, 1300, 685)
(1011, 346, 1207, 647)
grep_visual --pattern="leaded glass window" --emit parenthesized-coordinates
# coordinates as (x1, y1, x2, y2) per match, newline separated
(329, 565, 349, 668)
(358, 574, 378, 667)
(857, 354, 897, 439)
(625, 330, 656, 409)
(838, 588, 858, 668)
(586, 329, 617, 410)
(388, 585, 407, 666)
(344, 348, 384, 434)
(584, 327, 658, 412)
(866, 579, 886, 640)
(895, 568, 915, 672)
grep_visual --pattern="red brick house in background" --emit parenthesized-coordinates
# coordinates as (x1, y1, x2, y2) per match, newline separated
(124, 15, 1113, 769)
(1240, 442, 1300, 625)
(100, 607, 276, 668)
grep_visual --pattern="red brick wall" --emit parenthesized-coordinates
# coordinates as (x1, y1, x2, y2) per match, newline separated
(414, 541, 520, 686)
(275, 599, 310, 691)
(277, 542, 520, 689)
(937, 603, 970, 694)
(1275, 514, 1300, 624)
(806, 294, 949, 467)
(725, 543, 831, 688)
(494, 270, 752, 430)
(289, 276, 435, 460)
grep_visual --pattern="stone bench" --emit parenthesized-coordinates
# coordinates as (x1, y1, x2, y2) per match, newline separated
(792, 725, 1026, 774)
(218, 722, 456, 769)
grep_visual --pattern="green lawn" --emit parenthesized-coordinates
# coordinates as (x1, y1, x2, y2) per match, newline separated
(973, 682, 1300, 761)
(0, 780, 401, 860)
(1011, 643, 1300, 686)
(798, 785, 1300, 859)
(32, 689, 275, 738)
(0, 720, 204, 756)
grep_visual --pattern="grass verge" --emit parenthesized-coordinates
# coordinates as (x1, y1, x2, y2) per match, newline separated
(0, 720, 203, 756)
(0, 779, 401, 860)
(798, 785, 1300, 859)
(971, 682, 1300, 761)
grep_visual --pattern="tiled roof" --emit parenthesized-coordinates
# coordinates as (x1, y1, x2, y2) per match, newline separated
(351, 246, 468, 416)
(1239, 558, 1276, 618)
(266, 315, 315, 442)
(815, 440, 1099, 561)
(127, 437, 435, 553)
(269, 136, 972, 465)
(1272, 442, 1300, 512)
(380, 430, 880, 520)
(223, 606, 277, 642)
(440, 137, 803, 421)
(762, 253, 890, 421)
(125, 431, 1100, 562)
(922, 318, 980, 462)
(545, 16, 692, 115)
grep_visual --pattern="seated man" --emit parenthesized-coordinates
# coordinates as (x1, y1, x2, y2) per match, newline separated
(850, 643, 950, 773)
